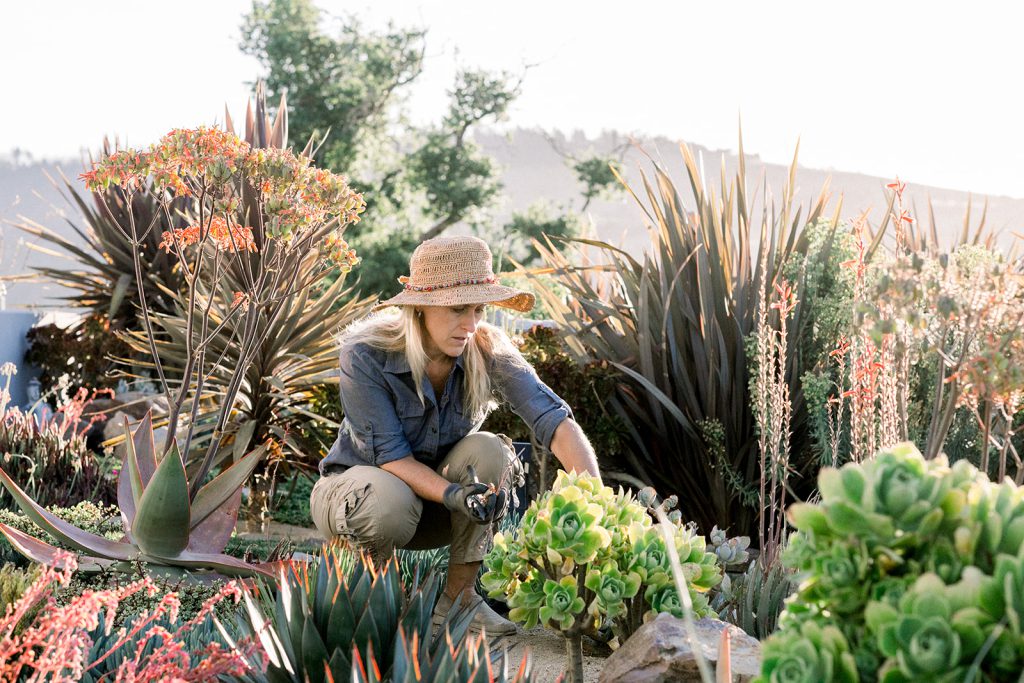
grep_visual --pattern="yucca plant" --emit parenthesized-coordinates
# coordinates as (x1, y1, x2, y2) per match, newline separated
(521, 137, 842, 536)
(232, 545, 532, 683)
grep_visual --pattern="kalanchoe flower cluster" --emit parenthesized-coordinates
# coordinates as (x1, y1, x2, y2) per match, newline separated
(80, 126, 365, 243)
(323, 230, 362, 273)
(482, 471, 722, 648)
(756, 442, 1024, 682)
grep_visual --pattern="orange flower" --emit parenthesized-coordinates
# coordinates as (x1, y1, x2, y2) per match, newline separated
(231, 291, 250, 311)
(886, 177, 906, 196)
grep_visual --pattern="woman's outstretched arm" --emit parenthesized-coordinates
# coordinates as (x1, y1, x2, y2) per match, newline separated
(549, 418, 601, 480)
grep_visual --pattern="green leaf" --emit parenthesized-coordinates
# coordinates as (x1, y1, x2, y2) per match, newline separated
(233, 420, 258, 462)
(191, 445, 265, 527)
(0, 523, 119, 572)
(132, 440, 191, 557)
(0, 466, 138, 561)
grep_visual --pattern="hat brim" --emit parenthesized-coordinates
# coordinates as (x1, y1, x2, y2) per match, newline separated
(372, 283, 535, 313)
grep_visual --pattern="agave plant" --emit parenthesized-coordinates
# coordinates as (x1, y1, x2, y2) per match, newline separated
(0, 413, 276, 578)
(231, 545, 532, 683)
(519, 137, 844, 536)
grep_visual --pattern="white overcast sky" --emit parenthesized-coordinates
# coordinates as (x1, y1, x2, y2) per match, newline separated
(2, 0, 1022, 197)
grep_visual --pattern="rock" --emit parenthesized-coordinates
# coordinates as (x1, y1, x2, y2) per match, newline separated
(597, 614, 761, 683)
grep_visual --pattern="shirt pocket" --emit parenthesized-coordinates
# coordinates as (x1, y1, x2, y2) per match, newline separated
(396, 399, 429, 445)
(451, 398, 481, 435)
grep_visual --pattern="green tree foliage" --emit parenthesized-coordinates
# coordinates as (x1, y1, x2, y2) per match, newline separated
(241, 0, 523, 299)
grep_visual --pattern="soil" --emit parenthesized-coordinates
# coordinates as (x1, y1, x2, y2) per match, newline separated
(492, 627, 609, 683)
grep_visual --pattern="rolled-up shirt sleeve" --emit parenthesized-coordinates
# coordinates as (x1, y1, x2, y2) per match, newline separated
(338, 347, 414, 466)
(491, 353, 574, 449)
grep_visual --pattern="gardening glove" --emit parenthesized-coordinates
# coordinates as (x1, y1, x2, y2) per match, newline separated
(442, 465, 509, 525)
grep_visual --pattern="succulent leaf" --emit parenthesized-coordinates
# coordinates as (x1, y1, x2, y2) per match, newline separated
(132, 440, 191, 556)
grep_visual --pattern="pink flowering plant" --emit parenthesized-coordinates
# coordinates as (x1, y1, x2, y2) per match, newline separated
(0, 550, 263, 681)
(0, 126, 364, 579)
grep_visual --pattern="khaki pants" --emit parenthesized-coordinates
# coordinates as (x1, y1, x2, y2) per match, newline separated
(309, 432, 515, 564)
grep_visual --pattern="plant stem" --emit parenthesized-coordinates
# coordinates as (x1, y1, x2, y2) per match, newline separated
(565, 634, 584, 683)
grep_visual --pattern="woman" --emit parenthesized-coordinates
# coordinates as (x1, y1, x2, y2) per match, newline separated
(310, 235, 600, 635)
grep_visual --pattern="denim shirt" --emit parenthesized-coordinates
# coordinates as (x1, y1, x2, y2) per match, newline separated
(319, 341, 574, 475)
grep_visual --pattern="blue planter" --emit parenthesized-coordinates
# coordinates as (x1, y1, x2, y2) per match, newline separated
(0, 311, 42, 408)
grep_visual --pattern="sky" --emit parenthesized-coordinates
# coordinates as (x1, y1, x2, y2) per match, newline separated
(2, 0, 1022, 198)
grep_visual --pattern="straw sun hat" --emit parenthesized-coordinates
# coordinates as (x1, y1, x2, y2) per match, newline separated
(372, 235, 535, 313)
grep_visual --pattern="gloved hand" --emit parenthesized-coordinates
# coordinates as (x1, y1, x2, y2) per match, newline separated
(442, 466, 510, 525)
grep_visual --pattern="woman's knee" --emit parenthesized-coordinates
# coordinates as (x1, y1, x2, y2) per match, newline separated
(440, 431, 515, 485)
(310, 466, 422, 551)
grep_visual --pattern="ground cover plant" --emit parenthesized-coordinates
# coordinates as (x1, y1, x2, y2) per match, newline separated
(482, 470, 723, 682)
(758, 442, 1024, 681)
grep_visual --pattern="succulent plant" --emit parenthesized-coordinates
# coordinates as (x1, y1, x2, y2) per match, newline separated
(0, 413, 275, 579)
(762, 442, 1024, 680)
(708, 525, 751, 566)
(756, 619, 859, 683)
(483, 470, 722, 683)
(233, 545, 530, 683)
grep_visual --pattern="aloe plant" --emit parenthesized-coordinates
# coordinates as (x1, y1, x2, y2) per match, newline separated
(0, 413, 275, 578)
(232, 545, 533, 683)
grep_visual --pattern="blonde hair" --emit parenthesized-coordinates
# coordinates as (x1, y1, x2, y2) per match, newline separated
(339, 307, 529, 421)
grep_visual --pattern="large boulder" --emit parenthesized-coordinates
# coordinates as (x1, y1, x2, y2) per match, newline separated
(598, 614, 761, 683)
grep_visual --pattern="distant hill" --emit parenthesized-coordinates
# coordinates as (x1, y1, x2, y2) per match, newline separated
(2, 128, 1022, 311)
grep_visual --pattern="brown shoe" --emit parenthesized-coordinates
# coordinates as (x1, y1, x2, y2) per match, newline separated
(432, 591, 517, 636)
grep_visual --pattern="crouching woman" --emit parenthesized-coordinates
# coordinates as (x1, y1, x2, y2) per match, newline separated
(310, 235, 600, 635)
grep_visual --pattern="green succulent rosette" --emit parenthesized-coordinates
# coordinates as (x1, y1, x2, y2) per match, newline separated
(481, 531, 525, 597)
(506, 575, 547, 630)
(585, 562, 641, 619)
(528, 484, 611, 565)
(540, 576, 586, 630)
(803, 542, 872, 615)
(866, 572, 997, 681)
(625, 524, 671, 586)
(672, 523, 722, 592)
(756, 620, 859, 683)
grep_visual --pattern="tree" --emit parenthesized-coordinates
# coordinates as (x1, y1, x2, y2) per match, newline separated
(241, 0, 522, 299)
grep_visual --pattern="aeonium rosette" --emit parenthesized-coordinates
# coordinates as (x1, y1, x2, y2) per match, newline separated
(482, 470, 722, 647)
(527, 483, 611, 566)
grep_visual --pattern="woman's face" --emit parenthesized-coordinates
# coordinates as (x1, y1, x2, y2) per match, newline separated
(419, 304, 487, 359)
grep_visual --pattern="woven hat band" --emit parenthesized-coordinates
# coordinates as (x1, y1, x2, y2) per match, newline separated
(400, 275, 497, 292)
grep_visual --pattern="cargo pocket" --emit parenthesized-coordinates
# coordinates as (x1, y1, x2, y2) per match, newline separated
(334, 481, 374, 544)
